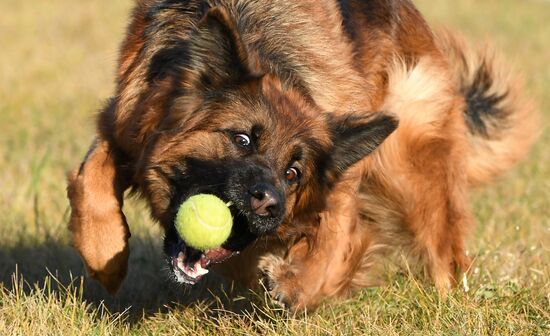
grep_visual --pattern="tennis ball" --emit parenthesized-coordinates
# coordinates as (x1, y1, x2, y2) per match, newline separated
(175, 194, 233, 250)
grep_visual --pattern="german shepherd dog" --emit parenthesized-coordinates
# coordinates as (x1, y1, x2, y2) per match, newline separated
(67, 0, 537, 311)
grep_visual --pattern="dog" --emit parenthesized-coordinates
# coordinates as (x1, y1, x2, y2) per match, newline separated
(67, 0, 537, 311)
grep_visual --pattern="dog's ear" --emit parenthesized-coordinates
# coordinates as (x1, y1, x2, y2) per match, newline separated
(185, 6, 260, 91)
(67, 138, 131, 294)
(327, 112, 398, 178)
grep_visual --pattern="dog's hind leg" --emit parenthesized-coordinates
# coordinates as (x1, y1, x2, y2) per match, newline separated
(402, 135, 473, 292)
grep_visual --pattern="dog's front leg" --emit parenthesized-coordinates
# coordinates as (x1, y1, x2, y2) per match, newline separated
(259, 179, 369, 312)
(67, 138, 131, 294)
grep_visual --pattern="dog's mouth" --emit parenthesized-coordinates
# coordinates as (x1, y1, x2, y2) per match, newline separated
(170, 246, 236, 284)
(167, 211, 257, 285)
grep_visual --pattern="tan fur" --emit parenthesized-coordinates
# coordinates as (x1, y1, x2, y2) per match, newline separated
(67, 139, 130, 294)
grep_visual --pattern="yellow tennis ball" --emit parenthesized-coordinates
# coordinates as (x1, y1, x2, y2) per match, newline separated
(175, 194, 233, 250)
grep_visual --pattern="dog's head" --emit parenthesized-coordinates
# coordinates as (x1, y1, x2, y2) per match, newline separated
(67, 6, 397, 291)
(140, 74, 397, 284)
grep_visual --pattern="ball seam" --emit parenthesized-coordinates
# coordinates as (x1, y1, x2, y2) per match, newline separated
(189, 199, 231, 230)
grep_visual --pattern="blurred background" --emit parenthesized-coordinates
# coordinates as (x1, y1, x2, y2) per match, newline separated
(0, 0, 548, 334)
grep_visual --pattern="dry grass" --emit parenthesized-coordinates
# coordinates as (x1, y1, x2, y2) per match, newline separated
(0, 0, 548, 334)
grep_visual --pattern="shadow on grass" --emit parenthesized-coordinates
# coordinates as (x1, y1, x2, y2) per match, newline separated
(0, 235, 263, 323)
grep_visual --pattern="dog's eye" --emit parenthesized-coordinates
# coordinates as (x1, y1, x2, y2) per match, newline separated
(234, 133, 251, 147)
(285, 167, 301, 183)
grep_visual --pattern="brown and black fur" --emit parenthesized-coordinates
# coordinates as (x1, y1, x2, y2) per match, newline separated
(67, 0, 538, 310)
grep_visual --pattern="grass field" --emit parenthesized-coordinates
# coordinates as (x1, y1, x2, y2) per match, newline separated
(1, 0, 548, 334)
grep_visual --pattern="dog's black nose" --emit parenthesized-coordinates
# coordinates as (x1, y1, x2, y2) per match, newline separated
(249, 183, 281, 218)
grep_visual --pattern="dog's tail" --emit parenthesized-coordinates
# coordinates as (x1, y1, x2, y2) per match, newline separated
(436, 31, 539, 186)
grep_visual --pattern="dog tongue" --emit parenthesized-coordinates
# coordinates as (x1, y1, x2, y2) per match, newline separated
(201, 247, 234, 267)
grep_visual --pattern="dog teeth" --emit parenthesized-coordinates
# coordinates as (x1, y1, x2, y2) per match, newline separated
(176, 256, 186, 272)
(173, 251, 208, 282)
(181, 261, 208, 278)
(194, 261, 209, 276)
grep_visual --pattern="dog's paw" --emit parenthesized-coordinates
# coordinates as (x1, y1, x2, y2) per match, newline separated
(258, 254, 306, 312)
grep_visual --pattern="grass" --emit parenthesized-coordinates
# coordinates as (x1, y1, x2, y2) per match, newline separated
(0, 0, 548, 334)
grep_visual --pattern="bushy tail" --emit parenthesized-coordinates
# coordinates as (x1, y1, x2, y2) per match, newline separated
(436, 31, 539, 186)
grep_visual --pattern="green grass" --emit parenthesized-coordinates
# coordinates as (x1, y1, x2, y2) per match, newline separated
(1, 0, 548, 334)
